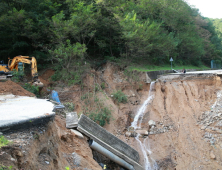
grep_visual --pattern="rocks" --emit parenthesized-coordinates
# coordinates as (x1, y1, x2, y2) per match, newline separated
(11, 158, 16, 161)
(0, 132, 3, 135)
(210, 151, 216, 159)
(125, 131, 131, 137)
(148, 120, 156, 127)
(45, 161, 50, 164)
(201, 126, 206, 130)
(66, 112, 78, 129)
(128, 127, 134, 131)
(72, 152, 81, 166)
(71, 129, 84, 139)
(135, 130, 148, 136)
(125, 129, 148, 137)
(129, 98, 141, 105)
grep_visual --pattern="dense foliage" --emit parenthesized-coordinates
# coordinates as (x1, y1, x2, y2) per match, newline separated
(1, 0, 222, 70)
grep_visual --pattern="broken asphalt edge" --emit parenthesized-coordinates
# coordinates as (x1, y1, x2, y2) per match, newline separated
(0, 114, 55, 132)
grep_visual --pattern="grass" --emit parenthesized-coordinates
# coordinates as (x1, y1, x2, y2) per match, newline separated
(128, 64, 210, 72)
(0, 164, 13, 170)
(112, 90, 128, 104)
(0, 135, 10, 148)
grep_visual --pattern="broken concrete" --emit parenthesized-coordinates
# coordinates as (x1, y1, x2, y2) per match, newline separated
(71, 129, 84, 139)
(0, 94, 55, 131)
(77, 114, 144, 170)
(66, 112, 78, 128)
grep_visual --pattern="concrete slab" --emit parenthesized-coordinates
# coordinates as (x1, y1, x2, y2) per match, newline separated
(171, 69, 222, 75)
(77, 114, 144, 170)
(66, 112, 78, 128)
(0, 94, 55, 131)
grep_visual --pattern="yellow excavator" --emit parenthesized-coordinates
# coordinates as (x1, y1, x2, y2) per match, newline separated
(0, 55, 43, 87)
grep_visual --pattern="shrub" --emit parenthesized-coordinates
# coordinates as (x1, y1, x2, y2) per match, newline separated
(95, 84, 99, 92)
(23, 83, 39, 97)
(64, 102, 75, 112)
(86, 107, 112, 127)
(0, 164, 13, 170)
(11, 69, 24, 82)
(112, 90, 128, 104)
(101, 82, 105, 89)
(0, 135, 10, 148)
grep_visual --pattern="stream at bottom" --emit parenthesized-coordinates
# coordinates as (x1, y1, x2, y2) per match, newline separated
(130, 82, 158, 170)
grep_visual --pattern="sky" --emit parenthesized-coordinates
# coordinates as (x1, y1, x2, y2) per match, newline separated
(185, 0, 222, 19)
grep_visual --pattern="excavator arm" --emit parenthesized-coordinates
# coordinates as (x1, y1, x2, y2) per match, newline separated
(0, 55, 43, 87)
(8, 56, 38, 80)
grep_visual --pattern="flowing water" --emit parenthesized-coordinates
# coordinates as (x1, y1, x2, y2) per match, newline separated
(130, 82, 158, 170)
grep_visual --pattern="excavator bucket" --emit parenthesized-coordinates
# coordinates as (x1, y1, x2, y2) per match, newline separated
(33, 79, 44, 88)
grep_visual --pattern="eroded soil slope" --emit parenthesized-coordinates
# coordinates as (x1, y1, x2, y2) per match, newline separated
(135, 74, 222, 170)
(0, 116, 101, 170)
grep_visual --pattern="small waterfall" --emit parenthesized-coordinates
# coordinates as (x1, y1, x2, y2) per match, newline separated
(130, 82, 158, 170)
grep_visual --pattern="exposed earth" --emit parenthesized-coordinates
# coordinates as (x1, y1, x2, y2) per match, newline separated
(1, 63, 222, 170)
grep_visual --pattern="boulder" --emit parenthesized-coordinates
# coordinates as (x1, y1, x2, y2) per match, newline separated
(148, 120, 156, 126)
(125, 131, 131, 137)
(135, 130, 148, 136)
(71, 129, 84, 139)
(210, 150, 216, 159)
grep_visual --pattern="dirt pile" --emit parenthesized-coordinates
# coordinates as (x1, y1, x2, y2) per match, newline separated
(0, 80, 35, 96)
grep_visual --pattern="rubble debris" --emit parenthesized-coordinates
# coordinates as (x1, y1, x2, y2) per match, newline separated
(210, 151, 216, 160)
(125, 131, 131, 137)
(71, 129, 84, 139)
(135, 130, 148, 136)
(148, 120, 156, 126)
(66, 112, 78, 129)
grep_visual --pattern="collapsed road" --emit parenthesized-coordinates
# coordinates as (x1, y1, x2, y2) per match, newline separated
(1, 66, 222, 170)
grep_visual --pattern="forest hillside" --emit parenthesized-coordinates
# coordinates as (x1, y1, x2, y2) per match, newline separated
(1, 0, 222, 81)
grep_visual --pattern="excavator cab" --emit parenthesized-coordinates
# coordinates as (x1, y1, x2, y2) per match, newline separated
(18, 62, 24, 72)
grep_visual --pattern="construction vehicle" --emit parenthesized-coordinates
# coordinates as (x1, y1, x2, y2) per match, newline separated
(0, 55, 43, 87)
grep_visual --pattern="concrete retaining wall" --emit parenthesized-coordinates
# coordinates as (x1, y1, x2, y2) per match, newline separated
(77, 114, 144, 170)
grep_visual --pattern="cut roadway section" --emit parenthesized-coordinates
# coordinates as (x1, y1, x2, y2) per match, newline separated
(0, 94, 55, 131)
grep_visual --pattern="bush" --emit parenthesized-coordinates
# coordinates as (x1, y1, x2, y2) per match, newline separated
(23, 83, 39, 97)
(112, 90, 128, 104)
(0, 135, 10, 148)
(11, 69, 25, 82)
(86, 107, 112, 127)
(101, 82, 105, 89)
(63, 102, 75, 112)
(51, 61, 90, 86)
(0, 164, 13, 170)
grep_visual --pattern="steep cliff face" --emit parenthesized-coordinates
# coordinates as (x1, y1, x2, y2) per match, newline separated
(133, 74, 222, 170)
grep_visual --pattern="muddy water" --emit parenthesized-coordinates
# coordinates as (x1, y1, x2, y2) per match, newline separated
(131, 82, 158, 170)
